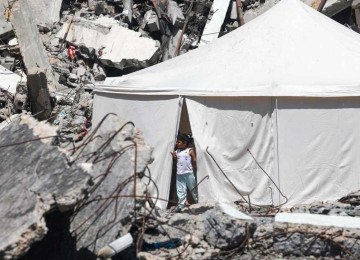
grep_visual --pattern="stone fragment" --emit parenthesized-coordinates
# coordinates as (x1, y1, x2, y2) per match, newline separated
(13, 83, 27, 113)
(0, 64, 26, 94)
(56, 17, 160, 70)
(166, 203, 256, 250)
(274, 213, 360, 258)
(9, 0, 57, 92)
(122, 0, 133, 23)
(143, 10, 160, 32)
(93, 63, 107, 81)
(26, 68, 52, 120)
(0, 115, 91, 259)
(69, 114, 152, 253)
(167, 0, 185, 28)
(199, 0, 231, 46)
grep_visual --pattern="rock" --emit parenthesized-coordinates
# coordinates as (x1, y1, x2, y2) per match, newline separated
(69, 114, 152, 254)
(274, 213, 360, 258)
(0, 115, 91, 259)
(56, 16, 160, 70)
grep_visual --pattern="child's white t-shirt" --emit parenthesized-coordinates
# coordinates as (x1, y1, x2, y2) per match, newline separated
(175, 148, 193, 175)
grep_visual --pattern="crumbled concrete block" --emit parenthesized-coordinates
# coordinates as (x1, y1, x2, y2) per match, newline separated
(14, 83, 27, 113)
(26, 0, 63, 26)
(143, 10, 160, 32)
(166, 203, 256, 250)
(0, 115, 91, 259)
(56, 17, 160, 70)
(122, 0, 133, 23)
(93, 63, 106, 81)
(70, 114, 152, 253)
(274, 213, 360, 258)
(0, 2, 14, 40)
(0, 64, 26, 95)
(199, 0, 231, 46)
(9, 0, 57, 92)
(8, 38, 18, 46)
(27, 68, 52, 120)
(167, 0, 185, 28)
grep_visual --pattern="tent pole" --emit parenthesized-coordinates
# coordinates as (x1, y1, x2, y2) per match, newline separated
(275, 97, 281, 204)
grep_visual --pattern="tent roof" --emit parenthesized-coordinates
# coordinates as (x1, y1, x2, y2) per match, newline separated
(96, 0, 360, 97)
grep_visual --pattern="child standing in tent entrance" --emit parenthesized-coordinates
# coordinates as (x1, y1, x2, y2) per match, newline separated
(171, 133, 198, 212)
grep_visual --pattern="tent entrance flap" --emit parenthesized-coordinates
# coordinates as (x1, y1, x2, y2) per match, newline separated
(168, 99, 198, 208)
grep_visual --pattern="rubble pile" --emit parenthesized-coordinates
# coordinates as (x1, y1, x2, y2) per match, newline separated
(0, 0, 357, 132)
(0, 0, 359, 259)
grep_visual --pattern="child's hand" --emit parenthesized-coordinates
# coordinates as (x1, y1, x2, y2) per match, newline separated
(170, 151, 176, 159)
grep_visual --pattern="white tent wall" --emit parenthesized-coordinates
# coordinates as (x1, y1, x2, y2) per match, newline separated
(186, 97, 276, 206)
(276, 97, 360, 206)
(93, 93, 181, 208)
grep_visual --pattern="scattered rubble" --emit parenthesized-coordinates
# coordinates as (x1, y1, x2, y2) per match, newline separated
(0, 0, 359, 259)
(0, 115, 91, 259)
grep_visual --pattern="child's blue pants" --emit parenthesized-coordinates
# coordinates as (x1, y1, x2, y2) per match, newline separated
(176, 172, 198, 209)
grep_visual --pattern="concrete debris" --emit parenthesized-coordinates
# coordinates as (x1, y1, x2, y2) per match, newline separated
(167, 0, 185, 29)
(27, 0, 63, 26)
(0, 115, 91, 259)
(353, 0, 360, 32)
(0, 88, 13, 122)
(0, 64, 26, 95)
(122, 0, 133, 23)
(274, 213, 360, 257)
(13, 83, 28, 113)
(0, 1, 359, 259)
(143, 10, 160, 32)
(69, 113, 152, 253)
(27, 67, 52, 120)
(199, 0, 231, 46)
(56, 16, 161, 70)
(8, 0, 58, 93)
(0, 2, 14, 40)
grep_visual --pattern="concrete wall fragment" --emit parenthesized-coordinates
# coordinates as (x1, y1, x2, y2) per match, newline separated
(27, 68, 52, 120)
(0, 115, 91, 259)
(9, 0, 57, 93)
(56, 17, 160, 70)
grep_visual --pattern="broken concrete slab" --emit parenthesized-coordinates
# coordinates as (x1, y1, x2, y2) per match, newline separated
(8, 0, 57, 92)
(27, 0, 63, 26)
(0, 64, 26, 95)
(122, 0, 133, 23)
(163, 29, 191, 60)
(0, 115, 91, 259)
(69, 114, 152, 254)
(56, 16, 160, 70)
(311, 0, 353, 17)
(143, 10, 160, 32)
(0, 1, 14, 40)
(167, 0, 185, 29)
(199, 0, 231, 46)
(274, 213, 360, 258)
(165, 203, 256, 250)
(243, 0, 353, 24)
(27, 68, 52, 120)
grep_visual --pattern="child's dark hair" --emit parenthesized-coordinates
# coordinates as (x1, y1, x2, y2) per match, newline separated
(177, 133, 193, 145)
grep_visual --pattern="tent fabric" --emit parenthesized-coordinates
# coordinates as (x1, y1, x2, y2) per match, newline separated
(186, 97, 276, 205)
(93, 0, 360, 209)
(277, 97, 360, 205)
(93, 93, 181, 208)
(98, 0, 360, 96)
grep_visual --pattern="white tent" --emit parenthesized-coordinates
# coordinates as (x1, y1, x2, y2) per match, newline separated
(93, 0, 360, 208)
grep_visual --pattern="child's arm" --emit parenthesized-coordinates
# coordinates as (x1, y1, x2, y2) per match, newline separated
(170, 151, 177, 159)
(189, 148, 196, 163)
